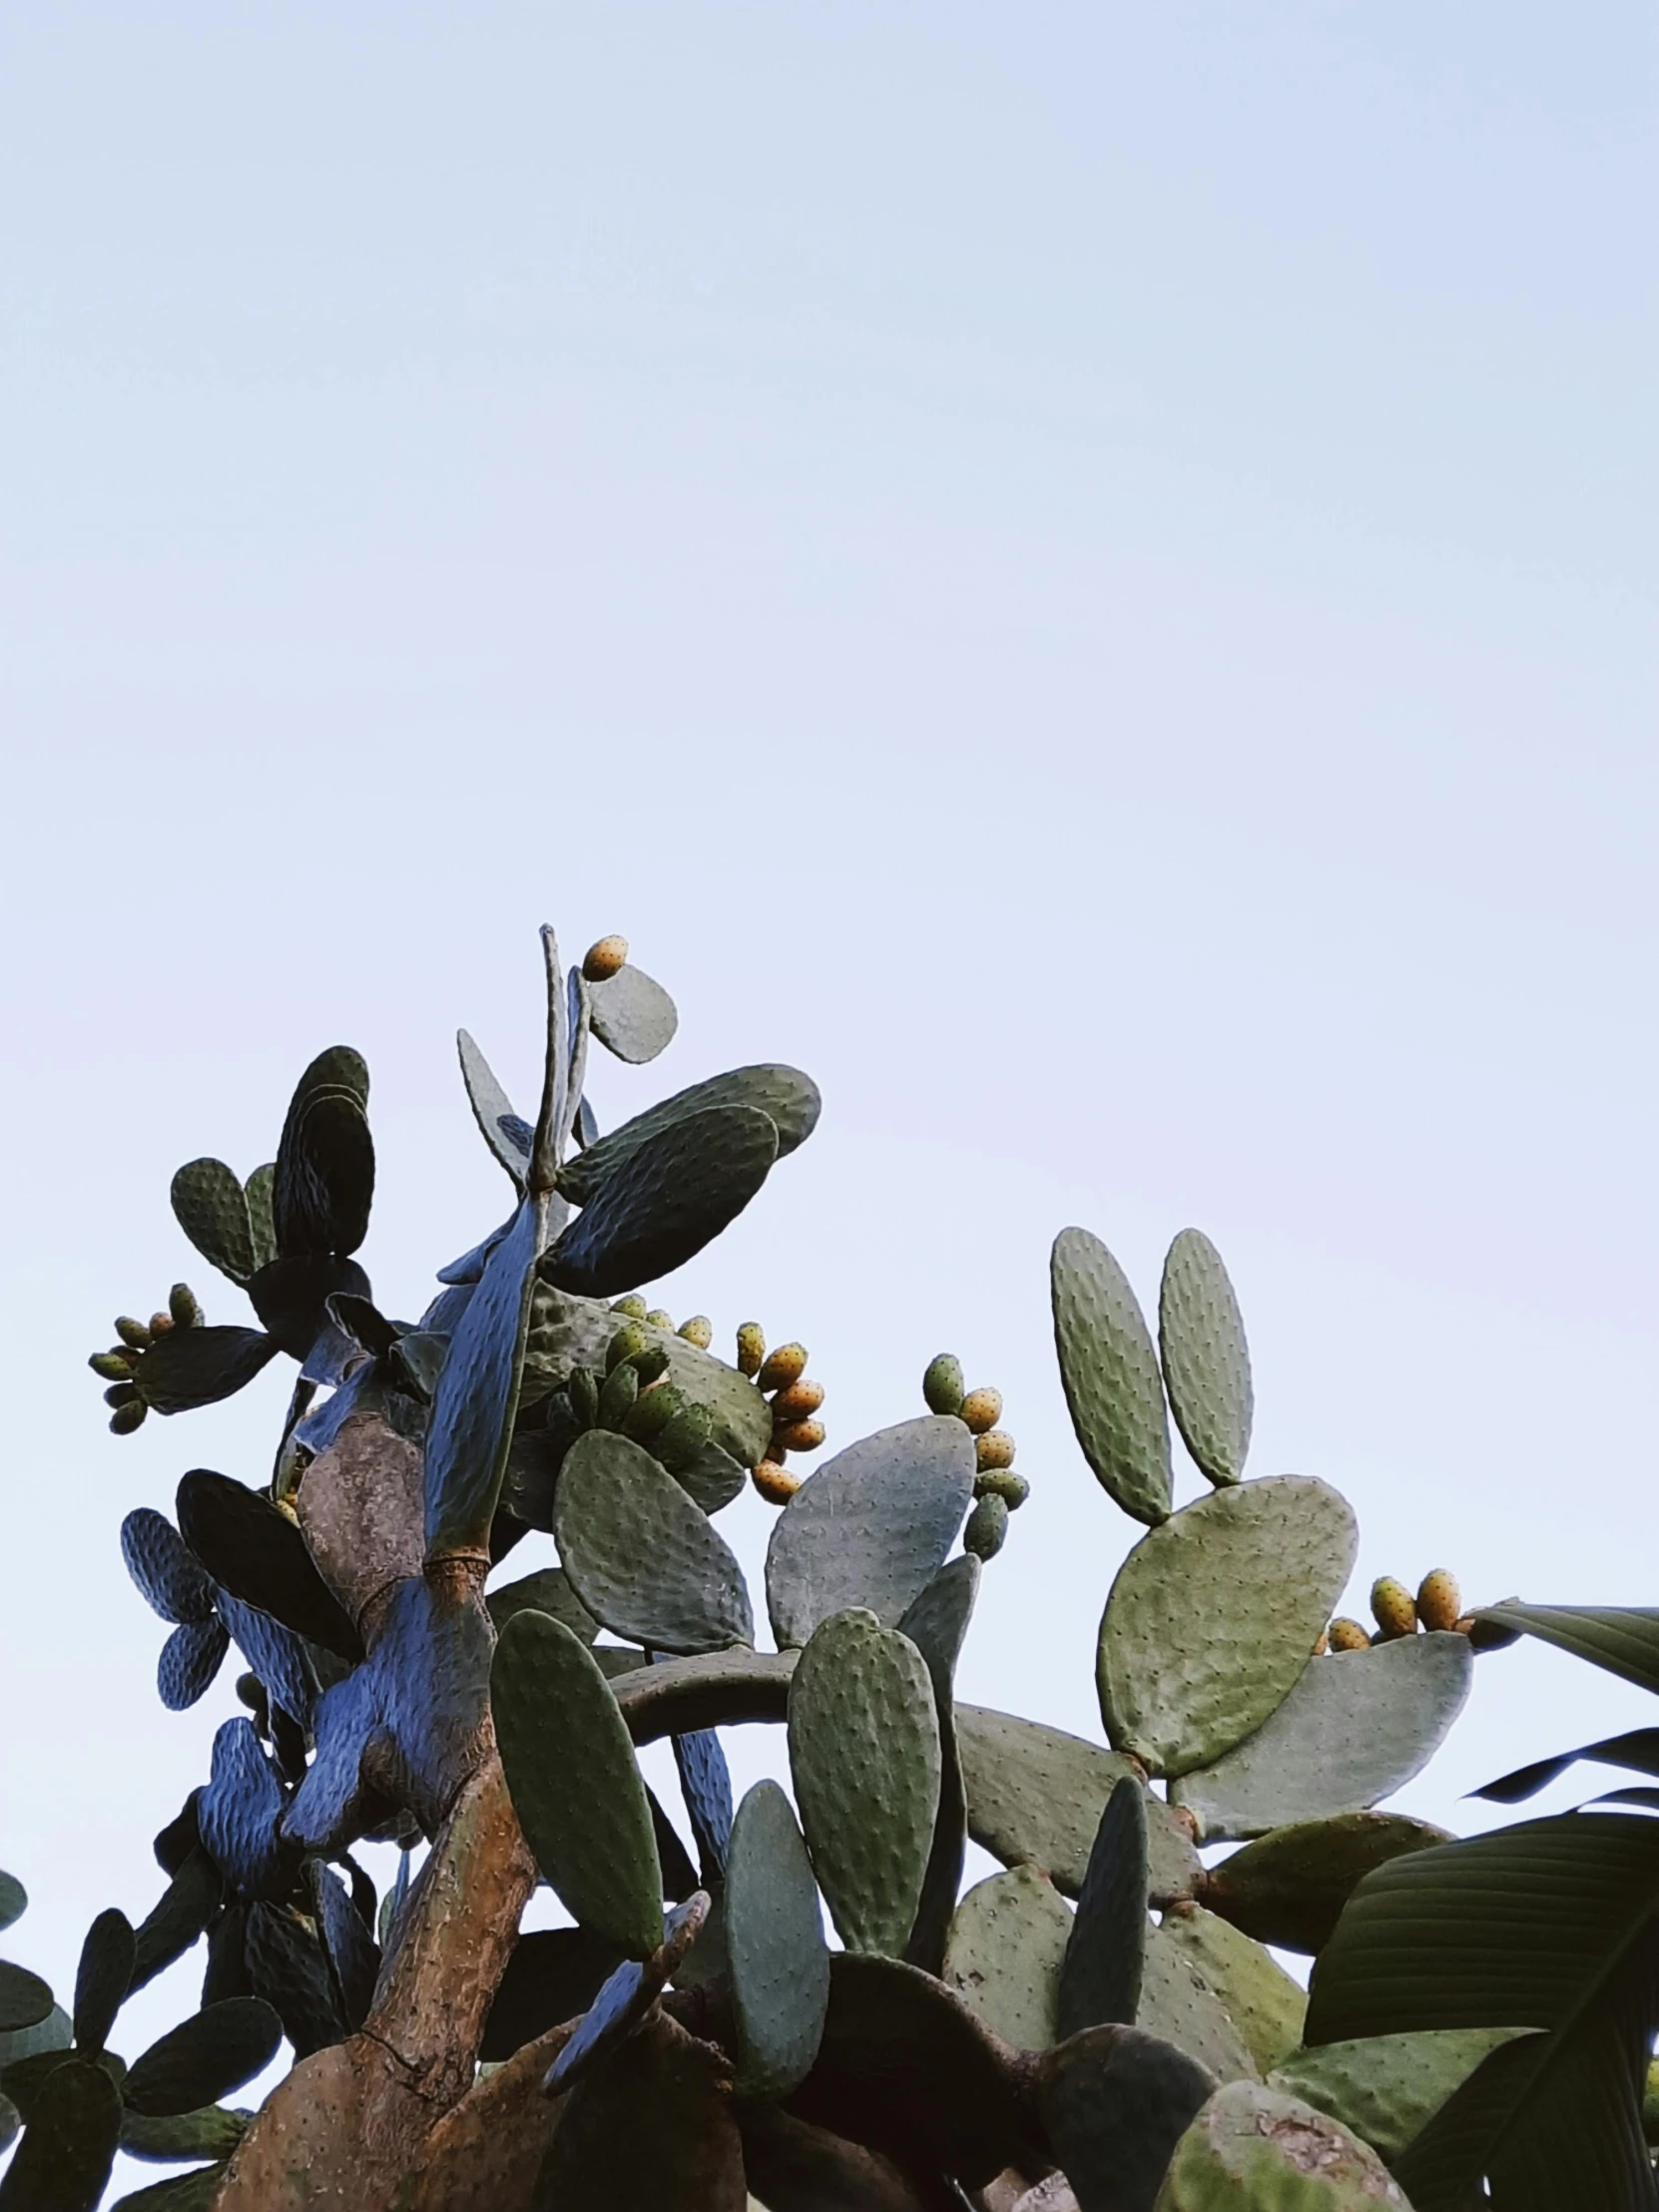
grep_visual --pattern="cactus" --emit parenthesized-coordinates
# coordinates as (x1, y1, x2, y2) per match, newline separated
(31, 918, 1609, 2212)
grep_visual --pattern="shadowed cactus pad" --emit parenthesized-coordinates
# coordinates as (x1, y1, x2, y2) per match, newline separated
(1270, 2028, 1526, 2164)
(1097, 1476, 1357, 1778)
(1035, 2023, 1216, 2212)
(1154, 2079, 1411, 2209)
(725, 1781, 830, 2098)
(1198, 1813, 1450, 1955)
(1138, 1928, 1260, 2085)
(943, 1866, 1072, 2049)
(1160, 1906, 1306, 2076)
(1058, 1778, 1147, 2038)
(1051, 1227, 1172, 1526)
(1159, 1230, 1253, 1487)
(788, 1609, 942, 1956)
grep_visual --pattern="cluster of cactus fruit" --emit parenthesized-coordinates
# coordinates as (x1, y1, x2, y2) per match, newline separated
(5, 923, 1656, 2210)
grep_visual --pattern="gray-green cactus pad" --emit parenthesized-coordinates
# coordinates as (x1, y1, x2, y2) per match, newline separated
(557, 1064, 821, 1208)
(766, 1416, 976, 1648)
(456, 1028, 530, 1185)
(423, 1194, 543, 1558)
(171, 1160, 256, 1286)
(725, 1780, 830, 2098)
(1154, 2079, 1411, 2209)
(1051, 1227, 1172, 1526)
(1198, 1813, 1451, 1955)
(554, 1428, 754, 1655)
(1271, 2028, 1527, 2165)
(954, 1705, 1201, 1907)
(1097, 1476, 1357, 1778)
(1058, 1778, 1148, 2038)
(491, 1609, 664, 1958)
(943, 1866, 1072, 2050)
(1158, 1231, 1252, 1487)
(1171, 1632, 1473, 1842)
(1160, 1907, 1305, 2077)
(485, 1565, 600, 1644)
(1035, 2023, 1216, 2212)
(788, 1610, 941, 1957)
(0, 2055, 122, 2211)
(0, 1875, 23, 1936)
(522, 1290, 772, 1468)
(586, 962, 680, 1064)
(896, 1555, 978, 1975)
(1139, 1928, 1260, 2086)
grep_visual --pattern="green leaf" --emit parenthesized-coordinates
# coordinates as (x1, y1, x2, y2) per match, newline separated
(1097, 1475, 1357, 1778)
(170, 1160, 256, 1286)
(491, 1609, 664, 1958)
(456, 1027, 531, 1187)
(726, 1780, 830, 2098)
(122, 1997, 281, 2116)
(0, 1962, 53, 2033)
(1155, 2079, 1407, 2211)
(176, 1468, 362, 1661)
(1161, 1907, 1306, 2076)
(423, 1193, 545, 1558)
(553, 1428, 754, 1655)
(1051, 1227, 1172, 1525)
(1058, 1778, 1148, 2038)
(788, 1610, 941, 1957)
(943, 1866, 1072, 2050)
(1473, 1605, 1659, 1699)
(1270, 2027, 1526, 2164)
(954, 1704, 1201, 1907)
(766, 1415, 976, 1648)
(1171, 1632, 1472, 1842)
(586, 963, 680, 1065)
(72, 1911, 135, 2055)
(1199, 1813, 1450, 1956)
(0, 2056, 121, 2212)
(542, 1104, 779, 1298)
(1158, 1229, 1253, 1486)
(1473, 1727, 1659, 1807)
(558, 1064, 821, 1208)
(1036, 2023, 1216, 2212)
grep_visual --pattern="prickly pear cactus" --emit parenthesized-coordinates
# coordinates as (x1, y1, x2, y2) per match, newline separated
(28, 922, 1537, 2212)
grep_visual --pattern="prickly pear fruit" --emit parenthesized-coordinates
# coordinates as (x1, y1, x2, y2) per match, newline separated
(611, 1294, 649, 1320)
(964, 1493, 1009, 1560)
(657, 1402, 715, 1473)
(736, 1323, 766, 1378)
(569, 1367, 601, 1428)
(770, 1380, 825, 1421)
(150, 1312, 175, 1337)
(1370, 1578, 1417, 1641)
(115, 1317, 153, 1352)
(958, 1386, 1002, 1436)
(606, 1323, 652, 1372)
(753, 1459, 801, 1504)
(1416, 1568, 1461, 1633)
(1328, 1617, 1370, 1653)
(773, 1417, 826, 1454)
(89, 1352, 134, 1382)
(624, 1382, 682, 1442)
(677, 1315, 714, 1350)
(1313, 1629, 1330, 1656)
(598, 1362, 640, 1428)
(629, 1344, 671, 1387)
(973, 1468, 1030, 1509)
(105, 1382, 138, 1407)
(974, 1429, 1015, 1472)
(110, 1399, 147, 1435)
(922, 1354, 965, 1417)
(582, 934, 630, 981)
(169, 1283, 203, 1329)
(758, 1343, 808, 1393)
(1154, 2079, 1408, 2208)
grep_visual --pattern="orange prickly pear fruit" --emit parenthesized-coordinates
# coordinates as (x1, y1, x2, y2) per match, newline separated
(677, 1315, 713, 1350)
(958, 1386, 1002, 1436)
(753, 1459, 801, 1504)
(736, 1323, 766, 1378)
(770, 1380, 825, 1422)
(582, 934, 629, 981)
(975, 1429, 1015, 1472)
(1328, 1616, 1371, 1652)
(1313, 1629, 1330, 1656)
(773, 1417, 826, 1454)
(1371, 1578, 1418, 1639)
(1416, 1568, 1461, 1632)
(758, 1343, 808, 1393)
(150, 1312, 175, 1337)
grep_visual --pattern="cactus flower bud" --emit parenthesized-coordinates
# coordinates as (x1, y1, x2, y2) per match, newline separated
(1328, 1617, 1370, 1653)
(677, 1315, 714, 1350)
(958, 1386, 1003, 1436)
(752, 1459, 801, 1505)
(922, 1354, 965, 1418)
(735, 1323, 766, 1378)
(773, 1417, 826, 1454)
(974, 1429, 1015, 1472)
(758, 1343, 808, 1393)
(582, 934, 630, 982)
(963, 1493, 1009, 1560)
(1370, 1578, 1418, 1640)
(1416, 1568, 1461, 1633)
(770, 1380, 825, 1422)
(629, 1344, 671, 1388)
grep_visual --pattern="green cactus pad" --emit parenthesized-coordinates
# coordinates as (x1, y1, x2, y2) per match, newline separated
(725, 1780, 830, 2098)
(1154, 2079, 1411, 2209)
(1139, 1928, 1260, 2085)
(1161, 1907, 1306, 2076)
(586, 961, 680, 1064)
(491, 1610, 664, 1959)
(1058, 1778, 1148, 2038)
(129, 1325, 280, 1415)
(1051, 1227, 1173, 1526)
(72, 1911, 136, 2057)
(536, 2009, 746, 2212)
(954, 1705, 1201, 1907)
(542, 1104, 779, 1299)
(0, 1962, 53, 2034)
(244, 1164, 277, 1273)
(1097, 1476, 1357, 1778)
(170, 1160, 256, 1287)
(788, 1610, 942, 1957)
(1198, 1813, 1451, 1956)
(122, 1998, 282, 2116)
(118, 2102, 251, 2164)
(1035, 2022, 1217, 2212)
(0, 2054, 122, 2212)
(1159, 1230, 1253, 1487)
(553, 1428, 754, 1655)
(176, 1469, 363, 1661)
(1270, 2028, 1527, 2164)
(943, 1866, 1072, 2049)
(896, 1556, 978, 1975)
(0, 1876, 21, 1936)
(110, 2168, 229, 2210)
(766, 1415, 976, 1648)
(485, 1565, 600, 1644)
(557, 1064, 820, 1207)
(424, 1193, 543, 1559)
(523, 1290, 773, 1468)
(1170, 1633, 1473, 1841)
(456, 1028, 530, 1185)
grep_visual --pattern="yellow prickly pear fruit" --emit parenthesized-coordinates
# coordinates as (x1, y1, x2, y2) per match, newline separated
(677, 1315, 714, 1351)
(611, 1294, 649, 1320)
(770, 1380, 825, 1421)
(973, 1468, 1030, 1509)
(773, 1417, 826, 1454)
(606, 1323, 652, 1372)
(169, 1283, 202, 1330)
(1371, 1577, 1418, 1640)
(109, 1398, 147, 1435)
(758, 1343, 808, 1393)
(736, 1323, 766, 1378)
(958, 1386, 1003, 1436)
(752, 1459, 801, 1505)
(1328, 1617, 1371, 1652)
(89, 1351, 134, 1382)
(1313, 1629, 1330, 1656)
(645, 1309, 674, 1332)
(974, 1429, 1015, 1472)
(115, 1316, 153, 1352)
(582, 934, 630, 982)
(922, 1354, 965, 1418)
(1416, 1568, 1462, 1633)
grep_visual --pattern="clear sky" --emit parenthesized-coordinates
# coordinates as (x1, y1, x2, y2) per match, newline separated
(1, 1, 1654, 2179)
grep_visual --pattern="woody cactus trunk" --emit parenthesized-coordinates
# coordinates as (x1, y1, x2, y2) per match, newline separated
(1, 927, 1530, 2212)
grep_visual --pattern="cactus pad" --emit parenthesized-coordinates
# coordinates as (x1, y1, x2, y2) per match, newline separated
(556, 1064, 820, 1208)
(1271, 2027, 1526, 2164)
(943, 1866, 1072, 2049)
(586, 962, 680, 1064)
(725, 1780, 830, 2098)
(1035, 2023, 1216, 2212)
(1198, 1813, 1451, 1955)
(170, 1160, 257, 1287)
(1138, 1926, 1259, 2086)
(1058, 1778, 1148, 2038)
(554, 1429, 754, 1654)
(1051, 1227, 1172, 1525)
(122, 1998, 283, 2116)
(1160, 1907, 1305, 2076)
(1097, 1476, 1357, 1778)
(1158, 1230, 1253, 1487)
(423, 1195, 542, 1559)
(1153, 2079, 1410, 2209)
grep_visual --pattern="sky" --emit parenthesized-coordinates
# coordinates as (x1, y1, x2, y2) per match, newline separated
(1, 0, 1655, 2185)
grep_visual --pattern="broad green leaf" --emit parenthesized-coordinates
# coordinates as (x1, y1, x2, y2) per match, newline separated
(1051, 1227, 1172, 1525)
(1474, 1605, 1659, 1700)
(1159, 1229, 1252, 1486)
(1474, 1724, 1659, 1807)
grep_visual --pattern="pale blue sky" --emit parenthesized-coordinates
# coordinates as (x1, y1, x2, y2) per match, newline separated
(1, 2, 1654, 2174)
